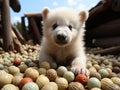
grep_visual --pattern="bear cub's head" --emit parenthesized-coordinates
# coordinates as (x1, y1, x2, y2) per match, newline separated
(42, 7, 88, 47)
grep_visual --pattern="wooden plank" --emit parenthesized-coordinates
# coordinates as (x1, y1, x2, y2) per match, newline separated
(92, 46, 120, 55)
(2, 0, 14, 51)
(21, 16, 28, 40)
(10, 0, 21, 12)
(12, 25, 25, 44)
(29, 17, 42, 43)
(24, 12, 41, 18)
(93, 37, 120, 48)
(86, 19, 120, 38)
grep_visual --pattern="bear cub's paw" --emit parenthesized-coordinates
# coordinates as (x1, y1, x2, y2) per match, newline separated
(71, 65, 90, 77)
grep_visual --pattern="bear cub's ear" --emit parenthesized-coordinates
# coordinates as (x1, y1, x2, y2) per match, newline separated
(79, 11, 89, 22)
(42, 7, 50, 20)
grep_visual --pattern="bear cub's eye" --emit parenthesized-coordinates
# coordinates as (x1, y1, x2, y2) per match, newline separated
(68, 25, 72, 30)
(52, 23, 58, 30)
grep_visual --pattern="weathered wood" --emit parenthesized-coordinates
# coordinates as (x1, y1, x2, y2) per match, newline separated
(112, 0, 120, 12)
(24, 12, 41, 18)
(1, 0, 14, 51)
(85, 0, 120, 55)
(89, 2, 107, 16)
(11, 30, 24, 53)
(12, 25, 25, 44)
(89, 0, 112, 16)
(92, 46, 120, 55)
(29, 17, 42, 43)
(85, 18, 120, 47)
(93, 37, 120, 48)
(86, 19, 120, 38)
(86, 0, 120, 30)
(22, 12, 43, 43)
(10, 0, 21, 12)
(0, 24, 2, 29)
(1, 0, 23, 52)
(21, 16, 28, 40)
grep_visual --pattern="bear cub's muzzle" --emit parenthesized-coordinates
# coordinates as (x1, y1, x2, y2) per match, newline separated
(55, 34, 68, 45)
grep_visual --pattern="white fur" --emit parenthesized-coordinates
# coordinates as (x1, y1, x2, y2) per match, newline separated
(39, 7, 89, 76)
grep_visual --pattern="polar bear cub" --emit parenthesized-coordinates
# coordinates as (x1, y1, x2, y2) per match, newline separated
(39, 7, 89, 76)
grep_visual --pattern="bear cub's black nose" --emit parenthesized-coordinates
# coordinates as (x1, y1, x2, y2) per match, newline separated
(57, 34, 66, 41)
